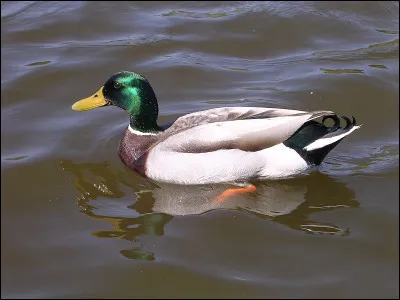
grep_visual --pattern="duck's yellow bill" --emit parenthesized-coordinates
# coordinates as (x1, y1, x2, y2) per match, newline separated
(72, 87, 110, 111)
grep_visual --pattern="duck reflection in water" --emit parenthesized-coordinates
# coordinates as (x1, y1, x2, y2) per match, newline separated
(61, 160, 359, 260)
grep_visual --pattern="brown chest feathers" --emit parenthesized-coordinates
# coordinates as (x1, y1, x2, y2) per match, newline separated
(118, 129, 159, 176)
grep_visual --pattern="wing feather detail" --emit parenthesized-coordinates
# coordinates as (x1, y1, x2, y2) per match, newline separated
(155, 107, 335, 153)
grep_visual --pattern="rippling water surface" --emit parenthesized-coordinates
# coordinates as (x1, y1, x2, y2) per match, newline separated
(2, 1, 399, 298)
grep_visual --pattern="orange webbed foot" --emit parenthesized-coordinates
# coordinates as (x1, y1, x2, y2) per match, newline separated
(214, 184, 256, 203)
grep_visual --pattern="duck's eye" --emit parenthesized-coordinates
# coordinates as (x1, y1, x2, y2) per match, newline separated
(113, 82, 122, 89)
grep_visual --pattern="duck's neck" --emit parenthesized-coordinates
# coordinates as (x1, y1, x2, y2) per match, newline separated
(129, 116, 162, 134)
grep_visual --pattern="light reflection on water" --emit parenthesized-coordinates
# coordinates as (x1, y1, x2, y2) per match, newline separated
(61, 159, 359, 261)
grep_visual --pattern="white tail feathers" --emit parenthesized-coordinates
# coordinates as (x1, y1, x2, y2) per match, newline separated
(304, 125, 361, 151)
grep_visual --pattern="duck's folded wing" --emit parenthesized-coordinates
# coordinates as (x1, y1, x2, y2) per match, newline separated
(165, 107, 309, 134)
(159, 109, 335, 153)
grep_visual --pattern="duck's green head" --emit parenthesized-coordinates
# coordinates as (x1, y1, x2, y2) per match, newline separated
(72, 71, 160, 132)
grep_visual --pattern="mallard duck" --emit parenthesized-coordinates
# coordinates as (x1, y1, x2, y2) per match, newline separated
(72, 71, 360, 188)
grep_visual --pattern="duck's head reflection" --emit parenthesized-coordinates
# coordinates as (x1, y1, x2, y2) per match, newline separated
(61, 160, 359, 259)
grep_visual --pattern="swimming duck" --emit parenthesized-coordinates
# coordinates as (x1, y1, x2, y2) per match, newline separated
(72, 71, 360, 187)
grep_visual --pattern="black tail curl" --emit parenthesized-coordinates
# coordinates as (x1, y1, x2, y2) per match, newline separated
(322, 114, 357, 132)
